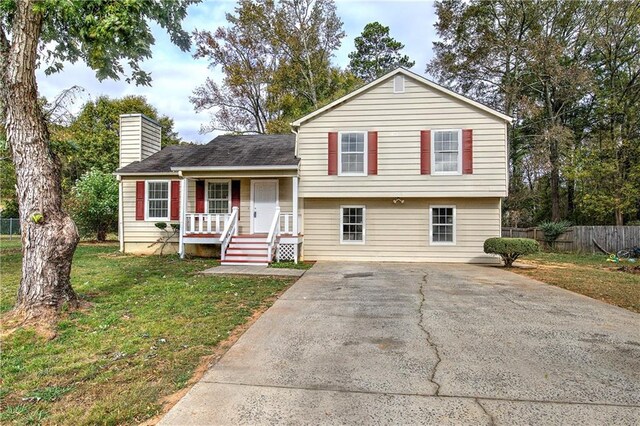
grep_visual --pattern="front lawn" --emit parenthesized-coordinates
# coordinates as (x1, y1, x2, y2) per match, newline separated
(513, 251, 640, 313)
(0, 240, 295, 425)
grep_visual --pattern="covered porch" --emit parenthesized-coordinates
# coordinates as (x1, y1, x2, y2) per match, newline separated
(176, 170, 302, 264)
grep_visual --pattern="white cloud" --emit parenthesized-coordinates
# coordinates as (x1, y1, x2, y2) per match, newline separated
(35, 0, 438, 142)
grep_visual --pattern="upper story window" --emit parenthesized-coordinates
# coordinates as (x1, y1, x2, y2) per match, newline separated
(207, 181, 230, 214)
(147, 181, 169, 220)
(339, 131, 367, 176)
(432, 130, 462, 175)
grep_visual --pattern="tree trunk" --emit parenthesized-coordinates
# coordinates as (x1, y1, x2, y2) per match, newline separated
(549, 138, 561, 222)
(615, 208, 624, 226)
(1, 0, 79, 320)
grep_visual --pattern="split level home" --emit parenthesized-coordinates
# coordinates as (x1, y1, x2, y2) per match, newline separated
(114, 68, 512, 265)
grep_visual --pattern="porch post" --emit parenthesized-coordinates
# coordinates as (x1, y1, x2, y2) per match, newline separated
(179, 177, 187, 258)
(292, 176, 299, 235)
(292, 176, 299, 263)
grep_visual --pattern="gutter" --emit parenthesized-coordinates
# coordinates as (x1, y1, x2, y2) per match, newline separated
(170, 165, 299, 171)
(114, 171, 179, 176)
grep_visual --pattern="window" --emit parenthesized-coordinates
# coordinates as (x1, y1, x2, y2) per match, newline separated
(432, 130, 462, 174)
(340, 206, 365, 243)
(147, 181, 169, 220)
(430, 206, 456, 245)
(339, 132, 367, 175)
(207, 181, 230, 214)
(393, 75, 404, 93)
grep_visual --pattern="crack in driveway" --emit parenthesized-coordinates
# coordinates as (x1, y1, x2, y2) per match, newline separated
(475, 398, 495, 425)
(418, 273, 442, 395)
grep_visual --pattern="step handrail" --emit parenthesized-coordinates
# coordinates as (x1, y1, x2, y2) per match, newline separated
(219, 207, 239, 261)
(266, 207, 281, 261)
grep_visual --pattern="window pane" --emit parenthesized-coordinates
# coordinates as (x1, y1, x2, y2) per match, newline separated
(147, 182, 169, 218)
(207, 182, 230, 213)
(342, 207, 364, 242)
(432, 208, 454, 242)
(433, 131, 459, 173)
(340, 133, 365, 174)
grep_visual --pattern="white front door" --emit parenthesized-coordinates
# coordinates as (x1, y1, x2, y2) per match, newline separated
(252, 180, 278, 233)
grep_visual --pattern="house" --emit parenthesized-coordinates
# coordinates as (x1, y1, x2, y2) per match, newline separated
(115, 68, 512, 265)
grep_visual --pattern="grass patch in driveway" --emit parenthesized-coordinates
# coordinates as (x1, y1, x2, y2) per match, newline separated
(512, 252, 640, 313)
(269, 260, 315, 270)
(0, 240, 295, 425)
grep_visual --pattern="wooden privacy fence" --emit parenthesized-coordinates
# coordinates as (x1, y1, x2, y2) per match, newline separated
(501, 226, 640, 254)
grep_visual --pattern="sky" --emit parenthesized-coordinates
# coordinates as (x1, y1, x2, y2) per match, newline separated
(35, 0, 439, 143)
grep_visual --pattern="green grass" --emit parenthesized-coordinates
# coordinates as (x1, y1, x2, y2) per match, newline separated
(0, 240, 295, 425)
(269, 260, 315, 270)
(513, 251, 640, 313)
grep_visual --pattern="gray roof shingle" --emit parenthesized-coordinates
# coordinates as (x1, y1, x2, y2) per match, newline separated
(116, 134, 298, 174)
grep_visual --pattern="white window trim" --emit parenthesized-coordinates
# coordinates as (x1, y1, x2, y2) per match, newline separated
(340, 205, 366, 244)
(145, 180, 171, 221)
(429, 205, 456, 246)
(338, 131, 368, 176)
(393, 75, 405, 93)
(205, 179, 232, 214)
(431, 129, 463, 176)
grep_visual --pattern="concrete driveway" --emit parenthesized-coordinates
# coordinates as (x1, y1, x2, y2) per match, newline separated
(161, 262, 640, 425)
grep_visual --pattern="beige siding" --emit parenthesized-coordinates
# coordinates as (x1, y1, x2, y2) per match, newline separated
(297, 75, 508, 197)
(140, 115, 161, 160)
(121, 179, 179, 246)
(122, 177, 294, 250)
(119, 115, 142, 168)
(119, 114, 161, 168)
(302, 197, 501, 263)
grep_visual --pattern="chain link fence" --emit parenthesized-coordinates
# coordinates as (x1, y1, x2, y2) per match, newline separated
(0, 218, 20, 240)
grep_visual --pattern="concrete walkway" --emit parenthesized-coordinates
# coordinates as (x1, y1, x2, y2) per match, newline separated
(162, 262, 640, 425)
(202, 265, 306, 277)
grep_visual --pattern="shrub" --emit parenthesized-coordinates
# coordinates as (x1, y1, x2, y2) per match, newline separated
(484, 237, 539, 267)
(68, 169, 118, 241)
(538, 220, 571, 247)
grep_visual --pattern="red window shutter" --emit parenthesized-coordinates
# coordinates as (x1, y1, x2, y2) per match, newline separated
(368, 131, 378, 175)
(328, 132, 338, 175)
(170, 181, 180, 220)
(195, 180, 205, 213)
(135, 181, 145, 220)
(231, 180, 240, 218)
(420, 130, 431, 175)
(462, 129, 473, 174)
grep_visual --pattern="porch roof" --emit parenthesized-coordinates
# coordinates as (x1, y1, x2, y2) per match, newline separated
(115, 134, 298, 175)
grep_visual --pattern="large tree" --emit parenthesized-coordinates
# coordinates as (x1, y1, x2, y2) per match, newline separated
(427, 0, 640, 226)
(63, 95, 180, 185)
(0, 0, 195, 321)
(192, 0, 347, 134)
(427, 0, 539, 223)
(348, 22, 415, 81)
(191, 0, 279, 134)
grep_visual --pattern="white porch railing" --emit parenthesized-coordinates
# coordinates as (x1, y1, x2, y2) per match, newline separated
(266, 207, 281, 261)
(184, 213, 231, 234)
(278, 212, 293, 235)
(278, 212, 303, 235)
(219, 207, 239, 261)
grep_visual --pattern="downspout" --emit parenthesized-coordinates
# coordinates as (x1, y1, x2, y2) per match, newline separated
(291, 124, 300, 158)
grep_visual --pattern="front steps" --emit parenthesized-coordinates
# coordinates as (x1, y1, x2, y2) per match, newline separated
(221, 235, 273, 266)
